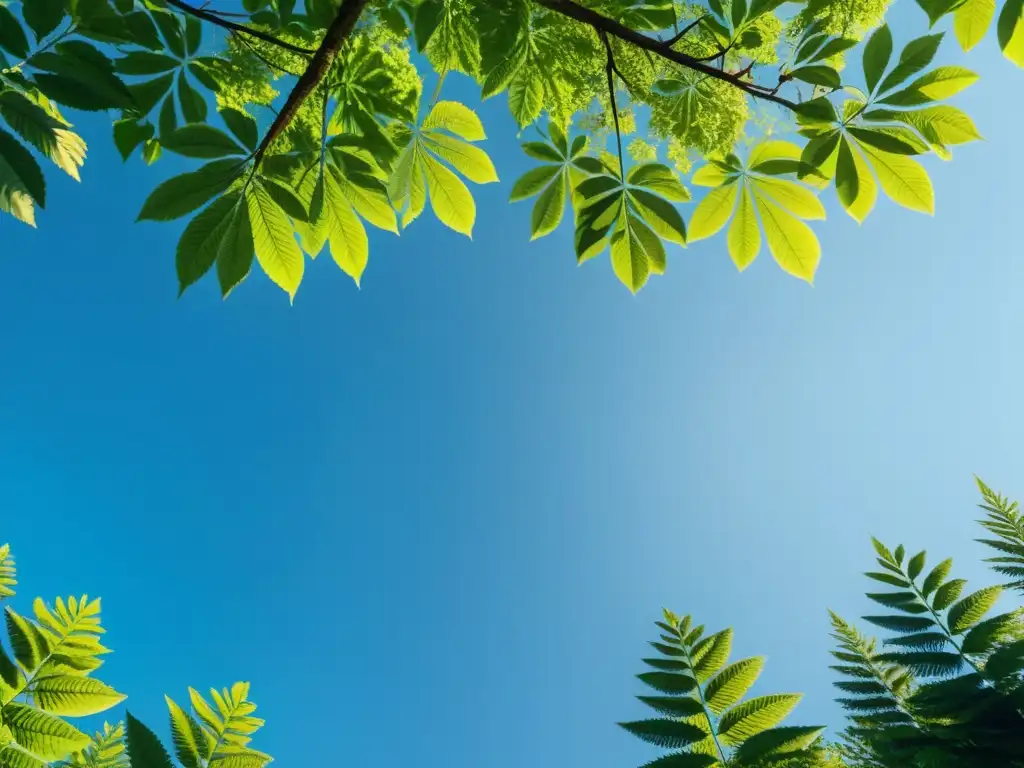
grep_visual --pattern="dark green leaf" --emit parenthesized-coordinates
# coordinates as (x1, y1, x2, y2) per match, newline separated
(864, 570, 909, 588)
(113, 119, 155, 161)
(863, 24, 893, 94)
(863, 615, 934, 633)
(0, 4, 30, 58)
(907, 551, 927, 581)
(162, 125, 245, 158)
(933, 579, 967, 611)
(185, 16, 201, 56)
(733, 726, 826, 763)
(219, 108, 258, 151)
(129, 73, 175, 117)
(618, 720, 707, 749)
(177, 193, 240, 295)
(216, 199, 254, 298)
(413, 0, 443, 50)
(24, 0, 67, 41)
(795, 33, 829, 64)
(177, 72, 206, 123)
(521, 141, 563, 162)
(151, 10, 186, 58)
(637, 672, 698, 694)
(0, 127, 46, 207)
(921, 558, 952, 598)
(159, 95, 178, 138)
(811, 37, 858, 62)
(636, 696, 705, 718)
(116, 51, 182, 75)
(137, 158, 245, 221)
(877, 34, 943, 94)
(789, 65, 841, 88)
(848, 127, 921, 155)
(260, 178, 309, 222)
(126, 713, 175, 768)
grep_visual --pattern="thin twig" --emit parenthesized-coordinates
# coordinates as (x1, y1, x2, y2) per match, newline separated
(601, 32, 625, 181)
(164, 0, 317, 55)
(236, 34, 304, 77)
(663, 15, 704, 48)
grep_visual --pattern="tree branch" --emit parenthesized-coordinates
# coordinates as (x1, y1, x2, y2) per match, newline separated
(535, 0, 798, 112)
(164, 0, 317, 55)
(252, 0, 370, 166)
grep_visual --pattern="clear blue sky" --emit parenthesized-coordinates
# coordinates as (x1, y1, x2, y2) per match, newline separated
(1, 8, 1023, 766)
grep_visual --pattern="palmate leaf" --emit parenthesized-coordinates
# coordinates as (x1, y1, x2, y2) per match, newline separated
(247, 181, 304, 301)
(176, 193, 241, 296)
(138, 159, 246, 222)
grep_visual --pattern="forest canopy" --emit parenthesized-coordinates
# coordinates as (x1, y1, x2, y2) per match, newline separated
(0, 0, 1020, 299)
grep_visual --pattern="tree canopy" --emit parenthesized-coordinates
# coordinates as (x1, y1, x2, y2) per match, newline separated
(0, 0, 1020, 299)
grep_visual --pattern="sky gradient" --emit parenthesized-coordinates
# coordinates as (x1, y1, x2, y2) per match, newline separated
(1, 8, 1023, 767)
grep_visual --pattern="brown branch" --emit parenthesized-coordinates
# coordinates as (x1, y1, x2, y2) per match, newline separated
(164, 0, 317, 55)
(535, 0, 798, 112)
(252, 0, 370, 166)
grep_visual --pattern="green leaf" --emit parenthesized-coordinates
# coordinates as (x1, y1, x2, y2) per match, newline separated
(863, 615, 934, 633)
(689, 182, 738, 242)
(422, 133, 498, 184)
(166, 696, 209, 768)
(693, 629, 732, 681)
(847, 127, 921, 155)
(216, 200, 254, 298)
(142, 139, 162, 165)
(176, 193, 239, 295)
(932, 579, 968, 611)
(618, 720, 707, 749)
(421, 151, 475, 236)
(4, 702, 90, 759)
(247, 181, 304, 300)
(961, 611, 1023, 654)
(877, 34, 944, 95)
(113, 119, 154, 161)
(510, 165, 560, 202)
(23, 0, 67, 41)
(322, 172, 370, 286)
(0, 5, 29, 58)
(521, 142, 563, 163)
(481, 43, 527, 99)
(126, 712, 175, 768)
(219, 108, 258, 152)
(954, 0, 996, 50)
(705, 657, 764, 715)
(138, 158, 244, 221)
(610, 218, 650, 293)
(637, 672, 699, 694)
(907, 551, 927, 581)
(728, 185, 759, 271)
(863, 24, 893, 95)
(159, 95, 178, 138)
(902, 106, 982, 145)
(859, 143, 934, 214)
(116, 52, 181, 75)
(812, 37, 859, 62)
(628, 163, 690, 202)
(0, 128, 46, 208)
(151, 10, 185, 58)
(751, 176, 825, 219)
(177, 72, 207, 124)
(733, 726, 826, 763)
(185, 15, 201, 56)
(865, 571, 910, 588)
(789, 65, 841, 88)
(753, 192, 820, 282)
(261, 178, 309, 222)
(128, 74, 175, 117)
(947, 586, 1001, 634)
(530, 170, 566, 240)
(636, 696, 706, 718)
(998, 0, 1024, 66)
(876, 650, 963, 676)
(30, 675, 125, 716)
(508, 77, 543, 129)
(162, 125, 245, 159)
(718, 694, 802, 747)
(921, 558, 953, 597)
(881, 66, 978, 105)
(422, 100, 485, 141)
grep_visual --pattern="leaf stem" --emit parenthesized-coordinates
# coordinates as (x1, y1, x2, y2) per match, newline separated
(601, 33, 625, 181)
(676, 627, 727, 763)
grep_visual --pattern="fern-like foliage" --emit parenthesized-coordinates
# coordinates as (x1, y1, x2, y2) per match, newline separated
(975, 477, 1024, 595)
(59, 722, 129, 768)
(0, 578, 125, 768)
(830, 529, 1024, 767)
(159, 684, 272, 768)
(0, 544, 15, 601)
(621, 610, 825, 767)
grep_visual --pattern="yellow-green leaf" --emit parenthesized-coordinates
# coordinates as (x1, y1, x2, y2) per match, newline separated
(954, 0, 996, 50)
(860, 143, 934, 214)
(1000, 0, 1024, 66)
(422, 133, 498, 184)
(31, 675, 125, 716)
(688, 182, 739, 242)
(748, 140, 802, 167)
(421, 152, 475, 236)
(751, 176, 825, 220)
(718, 694, 803, 747)
(753, 192, 820, 282)
(728, 186, 760, 271)
(610, 223, 649, 294)
(4, 702, 90, 759)
(246, 181, 304, 300)
(911, 66, 979, 100)
(422, 100, 485, 141)
(692, 164, 733, 187)
(530, 170, 566, 240)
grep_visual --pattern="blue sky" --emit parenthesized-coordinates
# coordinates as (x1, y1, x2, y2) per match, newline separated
(1, 6, 1023, 767)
